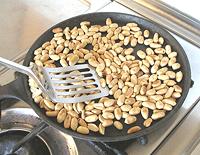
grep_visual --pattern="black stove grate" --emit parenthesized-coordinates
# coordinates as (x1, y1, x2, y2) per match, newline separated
(0, 130, 51, 155)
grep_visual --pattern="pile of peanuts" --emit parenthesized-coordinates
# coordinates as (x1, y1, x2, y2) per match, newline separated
(29, 18, 183, 135)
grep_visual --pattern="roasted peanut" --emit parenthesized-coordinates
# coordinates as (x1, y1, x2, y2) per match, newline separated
(88, 123, 99, 132)
(114, 121, 123, 130)
(151, 111, 165, 120)
(125, 116, 137, 124)
(143, 118, 153, 127)
(127, 126, 141, 134)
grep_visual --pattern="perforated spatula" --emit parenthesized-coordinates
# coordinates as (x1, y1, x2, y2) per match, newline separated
(0, 57, 109, 103)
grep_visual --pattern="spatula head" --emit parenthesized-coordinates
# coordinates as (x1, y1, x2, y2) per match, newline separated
(42, 64, 109, 103)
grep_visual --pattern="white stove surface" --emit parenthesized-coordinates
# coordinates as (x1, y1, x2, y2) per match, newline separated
(161, 0, 200, 21)
(0, 1, 200, 155)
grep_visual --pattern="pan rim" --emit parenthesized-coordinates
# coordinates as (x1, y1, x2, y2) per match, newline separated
(23, 12, 191, 142)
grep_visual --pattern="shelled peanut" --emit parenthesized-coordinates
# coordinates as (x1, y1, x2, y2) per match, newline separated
(29, 17, 183, 135)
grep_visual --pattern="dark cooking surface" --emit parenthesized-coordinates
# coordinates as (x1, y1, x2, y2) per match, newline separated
(0, 12, 191, 142)
(0, 130, 51, 155)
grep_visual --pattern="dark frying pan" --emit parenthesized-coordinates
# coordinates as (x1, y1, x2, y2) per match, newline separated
(0, 12, 191, 142)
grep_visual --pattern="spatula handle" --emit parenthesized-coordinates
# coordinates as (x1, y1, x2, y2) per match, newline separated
(0, 57, 46, 93)
(0, 56, 32, 76)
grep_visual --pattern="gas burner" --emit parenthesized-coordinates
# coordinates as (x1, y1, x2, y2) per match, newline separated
(0, 129, 51, 155)
(0, 108, 78, 155)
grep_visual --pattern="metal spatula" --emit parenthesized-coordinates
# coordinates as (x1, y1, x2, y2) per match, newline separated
(0, 57, 109, 103)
